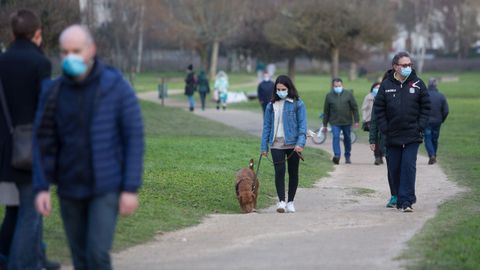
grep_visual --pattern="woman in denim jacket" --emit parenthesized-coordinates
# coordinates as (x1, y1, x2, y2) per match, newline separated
(260, 75, 307, 213)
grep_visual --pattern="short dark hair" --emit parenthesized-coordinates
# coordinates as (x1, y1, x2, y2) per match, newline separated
(391, 51, 411, 66)
(331, 78, 343, 86)
(271, 75, 299, 102)
(10, 9, 41, 40)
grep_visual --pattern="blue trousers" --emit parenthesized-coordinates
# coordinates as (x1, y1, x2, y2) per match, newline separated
(424, 124, 441, 158)
(187, 95, 195, 109)
(386, 143, 420, 208)
(331, 125, 352, 158)
(60, 192, 119, 270)
(7, 183, 43, 270)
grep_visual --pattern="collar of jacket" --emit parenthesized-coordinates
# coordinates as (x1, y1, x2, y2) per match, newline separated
(9, 38, 43, 54)
(285, 98, 295, 103)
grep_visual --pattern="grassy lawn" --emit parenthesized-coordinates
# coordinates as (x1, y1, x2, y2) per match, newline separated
(3, 98, 331, 263)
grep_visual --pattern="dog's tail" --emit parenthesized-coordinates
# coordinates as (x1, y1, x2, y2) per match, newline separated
(249, 158, 254, 170)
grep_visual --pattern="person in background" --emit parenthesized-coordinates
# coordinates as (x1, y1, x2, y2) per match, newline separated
(214, 71, 229, 110)
(322, 78, 360, 165)
(362, 82, 384, 165)
(0, 9, 60, 270)
(257, 71, 274, 115)
(184, 64, 197, 112)
(261, 75, 307, 214)
(424, 78, 449, 165)
(374, 51, 430, 212)
(196, 70, 210, 111)
(34, 25, 144, 269)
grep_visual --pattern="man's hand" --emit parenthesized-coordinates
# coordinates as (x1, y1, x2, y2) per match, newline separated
(119, 192, 139, 216)
(36, 191, 52, 217)
(321, 127, 328, 133)
(370, 144, 376, 152)
(353, 122, 360, 129)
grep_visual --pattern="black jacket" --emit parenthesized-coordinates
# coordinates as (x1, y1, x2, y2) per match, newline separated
(184, 71, 196, 96)
(427, 86, 449, 126)
(373, 69, 430, 146)
(0, 39, 51, 184)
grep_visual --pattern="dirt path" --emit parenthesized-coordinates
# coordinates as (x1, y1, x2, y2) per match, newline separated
(114, 93, 462, 270)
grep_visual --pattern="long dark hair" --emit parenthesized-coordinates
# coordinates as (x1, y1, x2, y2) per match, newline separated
(271, 75, 299, 102)
(370, 82, 380, 92)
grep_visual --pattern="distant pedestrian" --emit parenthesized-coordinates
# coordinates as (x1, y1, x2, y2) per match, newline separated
(34, 25, 144, 269)
(257, 71, 274, 114)
(184, 64, 197, 111)
(362, 82, 384, 165)
(0, 9, 60, 270)
(261, 75, 307, 213)
(374, 51, 430, 212)
(322, 78, 360, 165)
(197, 70, 210, 111)
(214, 71, 229, 110)
(424, 78, 449, 165)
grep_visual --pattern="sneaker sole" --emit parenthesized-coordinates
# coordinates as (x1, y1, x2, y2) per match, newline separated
(403, 208, 414, 213)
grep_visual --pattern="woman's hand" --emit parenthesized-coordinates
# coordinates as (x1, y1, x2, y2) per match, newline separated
(370, 144, 376, 152)
(294, 146, 303, 152)
(261, 151, 268, 157)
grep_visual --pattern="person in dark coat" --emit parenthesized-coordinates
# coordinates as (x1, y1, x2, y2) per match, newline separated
(424, 78, 449, 165)
(374, 51, 430, 212)
(34, 25, 144, 270)
(197, 70, 210, 111)
(184, 64, 197, 111)
(257, 71, 274, 114)
(0, 9, 60, 270)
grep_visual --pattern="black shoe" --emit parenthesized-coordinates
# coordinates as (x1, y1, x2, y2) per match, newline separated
(345, 157, 351, 164)
(428, 156, 436, 165)
(332, 156, 340, 165)
(374, 157, 382, 165)
(44, 259, 61, 270)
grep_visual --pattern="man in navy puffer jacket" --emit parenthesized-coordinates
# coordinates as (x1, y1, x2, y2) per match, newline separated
(374, 51, 430, 212)
(33, 25, 144, 269)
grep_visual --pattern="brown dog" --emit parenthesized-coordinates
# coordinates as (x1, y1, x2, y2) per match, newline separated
(235, 159, 260, 213)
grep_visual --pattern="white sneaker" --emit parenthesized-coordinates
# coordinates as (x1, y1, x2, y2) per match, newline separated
(276, 201, 286, 213)
(286, 201, 296, 213)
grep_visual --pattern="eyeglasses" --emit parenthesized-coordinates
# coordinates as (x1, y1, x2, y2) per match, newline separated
(276, 88, 288, 91)
(396, 63, 413, 68)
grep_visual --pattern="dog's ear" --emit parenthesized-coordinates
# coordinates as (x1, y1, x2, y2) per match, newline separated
(249, 158, 254, 170)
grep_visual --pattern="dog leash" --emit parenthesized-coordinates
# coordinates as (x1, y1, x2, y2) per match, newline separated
(265, 150, 304, 165)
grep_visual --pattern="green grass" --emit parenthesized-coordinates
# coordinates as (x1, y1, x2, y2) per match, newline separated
(2, 98, 330, 263)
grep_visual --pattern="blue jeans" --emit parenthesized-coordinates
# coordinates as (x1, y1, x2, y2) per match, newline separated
(187, 95, 195, 109)
(424, 124, 441, 158)
(387, 143, 420, 208)
(331, 125, 352, 158)
(59, 192, 119, 270)
(7, 183, 43, 270)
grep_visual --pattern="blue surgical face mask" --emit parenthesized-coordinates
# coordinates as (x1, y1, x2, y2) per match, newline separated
(400, 66, 412, 77)
(62, 54, 88, 77)
(372, 87, 379, 97)
(333, 87, 343, 94)
(276, 90, 288, 99)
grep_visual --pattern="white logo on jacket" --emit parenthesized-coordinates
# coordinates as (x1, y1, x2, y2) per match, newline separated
(385, 89, 396, 93)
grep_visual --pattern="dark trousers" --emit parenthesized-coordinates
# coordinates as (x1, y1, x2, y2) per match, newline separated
(59, 192, 119, 270)
(424, 124, 441, 158)
(385, 155, 397, 196)
(386, 143, 419, 208)
(0, 206, 18, 260)
(271, 148, 300, 202)
(199, 92, 207, 110)
(8, 183, 43, 270)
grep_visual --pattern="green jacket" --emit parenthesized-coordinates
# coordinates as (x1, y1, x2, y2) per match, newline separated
(323, 89, 359, 126)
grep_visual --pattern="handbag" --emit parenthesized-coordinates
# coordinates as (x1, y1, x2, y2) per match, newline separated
(0, 80, 33, 171)
(362, 121, 370, 132)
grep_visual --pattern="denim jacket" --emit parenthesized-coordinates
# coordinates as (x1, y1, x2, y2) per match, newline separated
(261, 98, 307, 152)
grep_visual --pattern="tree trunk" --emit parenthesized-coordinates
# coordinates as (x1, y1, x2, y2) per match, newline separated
(209, 39, 220, 81)
(349, 62, 357, 81)
(135, 2, 145, 73)
(287, 56, 296, 81)
(197, 46, 208, 72)
(331, 47, 340, 79)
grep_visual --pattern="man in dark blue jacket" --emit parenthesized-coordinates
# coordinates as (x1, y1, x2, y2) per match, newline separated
(257, 71, 274, 114)
(424, 78, 449, 165)
(33, 25, 144, 269)
(374, 52, 430, 212)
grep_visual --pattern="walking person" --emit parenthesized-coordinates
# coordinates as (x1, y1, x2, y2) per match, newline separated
(34, 25, 144, 269)
(374, 51, 430, 212)
(260, 75, 307, 213)
(257, 71, 274, 114)
(197, 70, 210, 111)
(362, 82, 384, 165)
(424, 78, 449, 165)
(214, 71, 229, 110)
(322, 78, 359, 164)
(184, 64, 196, 111)
(0, 9, 61, 270)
